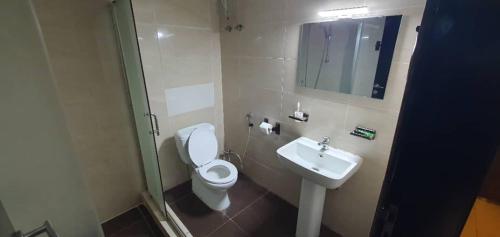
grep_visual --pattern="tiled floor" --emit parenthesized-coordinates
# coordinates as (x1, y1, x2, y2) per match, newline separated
(461, 197, 500, 237)
(165, 174, 341, 237)
(102, 205, 165, 237)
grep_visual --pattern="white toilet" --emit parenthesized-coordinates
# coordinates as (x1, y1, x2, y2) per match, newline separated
(174, 123, 238, 211)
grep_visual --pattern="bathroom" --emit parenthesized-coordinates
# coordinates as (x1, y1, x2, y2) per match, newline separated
(1, 0, 499, 237)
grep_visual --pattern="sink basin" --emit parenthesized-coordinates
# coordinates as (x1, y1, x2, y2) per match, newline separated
(276, 137, 363, 237)
(277, 137, 362, 189)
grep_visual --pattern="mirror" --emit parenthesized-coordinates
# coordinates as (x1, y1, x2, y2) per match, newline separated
(296, 15, 402, 99)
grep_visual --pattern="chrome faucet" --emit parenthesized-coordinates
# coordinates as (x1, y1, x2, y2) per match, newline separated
(318, 136, 331, 152)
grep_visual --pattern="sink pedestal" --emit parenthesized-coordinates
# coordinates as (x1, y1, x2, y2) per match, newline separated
(296, 178, 326, 237)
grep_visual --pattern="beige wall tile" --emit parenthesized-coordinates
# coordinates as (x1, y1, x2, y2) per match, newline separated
(157, 26, 215, 59)
(239, 87, 282, 121)
(223, 105, 248, 154)
(239, 23, 285, 59)
(163, 57, 212, 88)
(156, 137, 190, 188)
(136, 23, 160, 55)
(134, 0, 224, 191)
(34, 0, 146, 222)
(284, 24, 301, 60)
(238, 58, 284, 92)
(220, 30, 240, 57)
(237, 0, 286, 25)
(154, 0, 211, 28)
(220, 0, 425, 236)
(221, 57, 241, 107)
(131, 0, 156, 24)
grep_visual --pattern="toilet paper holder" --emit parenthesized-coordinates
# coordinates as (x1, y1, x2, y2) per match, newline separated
(263, 118, 280, 135)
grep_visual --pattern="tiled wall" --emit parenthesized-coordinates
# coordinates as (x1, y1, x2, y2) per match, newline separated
(33, 0, 145, 221)
(220, 0, 425, 236)
(132, 0, 224, 190)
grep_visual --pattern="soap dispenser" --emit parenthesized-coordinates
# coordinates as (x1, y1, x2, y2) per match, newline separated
(289, 101, 309, 122)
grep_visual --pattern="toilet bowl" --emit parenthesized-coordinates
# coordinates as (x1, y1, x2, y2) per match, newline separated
(175, 123, 238, 210)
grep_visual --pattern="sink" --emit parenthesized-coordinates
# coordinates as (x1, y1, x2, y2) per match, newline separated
(277, 137, 362, 189)
(276, 137, 363, 237)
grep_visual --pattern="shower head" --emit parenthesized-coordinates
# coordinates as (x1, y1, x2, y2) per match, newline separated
(321, 24, 333, 40)
(322, 25, 333, 63)
(220, 0, 233, 19)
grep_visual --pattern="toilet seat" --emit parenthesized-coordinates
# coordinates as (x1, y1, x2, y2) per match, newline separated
(175, 123, 238, 210)
(187, 127, 238, 185)
(198, 160, 238, 184)
(188, 128, 218, 167)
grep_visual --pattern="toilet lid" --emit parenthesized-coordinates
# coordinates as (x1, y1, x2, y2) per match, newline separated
(188, 127, 218, 167)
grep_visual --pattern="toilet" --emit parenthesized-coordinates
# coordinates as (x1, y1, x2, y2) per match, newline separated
(174, 123, 238, 210)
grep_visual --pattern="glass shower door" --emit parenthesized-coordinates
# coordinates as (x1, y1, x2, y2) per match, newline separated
(111, 0, 166, 214)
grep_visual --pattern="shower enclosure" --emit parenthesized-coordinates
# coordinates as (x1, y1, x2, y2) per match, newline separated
(111, 0, 224, 235)
(111, 0, 166, 216)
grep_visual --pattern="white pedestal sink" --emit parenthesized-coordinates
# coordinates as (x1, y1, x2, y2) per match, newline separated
(277, 137, 363, 237)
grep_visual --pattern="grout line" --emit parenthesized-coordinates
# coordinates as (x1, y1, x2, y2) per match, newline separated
(229, 219, 249, 235)
(227, 191, 270, 220)
(212, 190, 270, 235)
(205, 218, 231, 237)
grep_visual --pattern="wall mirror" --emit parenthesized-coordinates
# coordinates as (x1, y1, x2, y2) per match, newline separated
(296, 15, 402, 99)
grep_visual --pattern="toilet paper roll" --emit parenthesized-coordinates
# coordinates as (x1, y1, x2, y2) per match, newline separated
(259, 122, 273, 135)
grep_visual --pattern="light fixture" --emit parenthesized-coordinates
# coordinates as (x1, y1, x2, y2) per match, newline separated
(318, 6, 369, 18)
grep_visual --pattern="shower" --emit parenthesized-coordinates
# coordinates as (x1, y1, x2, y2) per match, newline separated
(323, 24, 333, 63)
(313, 24, 334, 89)
(220, 0, 243, 32)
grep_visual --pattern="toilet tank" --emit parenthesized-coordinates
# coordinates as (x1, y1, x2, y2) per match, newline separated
(174, 123, 216, 164)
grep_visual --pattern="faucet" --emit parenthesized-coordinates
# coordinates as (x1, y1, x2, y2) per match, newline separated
(318, 136, 331, 152)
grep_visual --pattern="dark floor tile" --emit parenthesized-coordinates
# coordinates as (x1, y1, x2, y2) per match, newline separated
(233, 193, 298, 237)
(225, 174, 268, 218)
(233, 192, 340, 237)
(102, 208, 143, 236)
(171, 193, 228, 237)
(111, 220, 152, 237)
(138, 205, 164, 237)
(164, 181, 192, 204)
(207, 220, 249, 237)
(165, 175, 340, 237)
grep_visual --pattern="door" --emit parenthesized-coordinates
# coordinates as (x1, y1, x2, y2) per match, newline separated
(111, 0, 166, 214)
(370, 0, 500, 236)
(0, 0, 102, 236)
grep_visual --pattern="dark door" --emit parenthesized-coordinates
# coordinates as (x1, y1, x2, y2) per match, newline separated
(371, 0, 500, 236)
